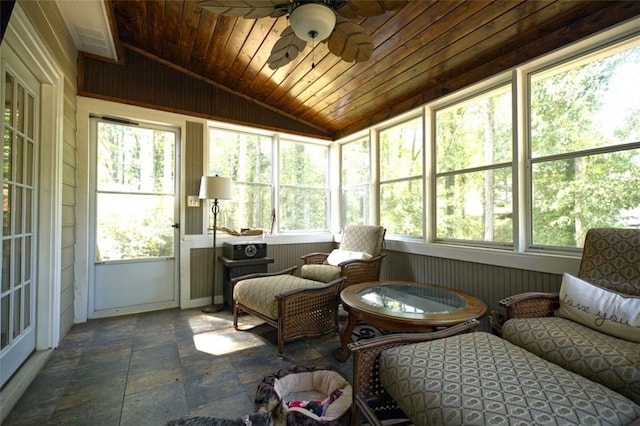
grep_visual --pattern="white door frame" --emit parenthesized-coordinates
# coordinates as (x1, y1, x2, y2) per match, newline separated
(3, 3, 64, 352)
(87, 117, 180, 318)
(76, 98, 196, 322)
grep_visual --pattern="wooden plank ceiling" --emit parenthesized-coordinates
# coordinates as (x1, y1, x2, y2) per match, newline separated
(106, 0, 640, 139)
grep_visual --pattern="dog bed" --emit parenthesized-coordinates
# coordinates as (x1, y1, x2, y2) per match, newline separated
(255, 365, 351, 425)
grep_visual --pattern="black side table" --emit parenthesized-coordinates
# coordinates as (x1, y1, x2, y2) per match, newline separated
(219, 256, 274, 307)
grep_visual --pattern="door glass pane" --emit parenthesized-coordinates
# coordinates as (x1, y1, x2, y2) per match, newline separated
(3, 129, 11, 180)
(26, 94, 34, 139)
(25, 236, 31, 281)
(15, 186, 22, 234)
(13, 237, 21, 286)
(25, 188, 31, 233)
(1, 240, 10, 292)
(24, 283, 31, 328)
(4, 73, 13, 126)
(96, 193, 174, 261)
(97, 124, 175, 193)
(1, 296, 8, 349)
(16, 84, 24, 133)
(13, 290, 21, 338)
(26, 141, 33, 186)
(96, 122, 176, 261)
(3, 183, 10, 236)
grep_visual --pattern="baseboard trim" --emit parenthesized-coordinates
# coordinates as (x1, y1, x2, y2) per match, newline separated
(0, 349, 53, 423)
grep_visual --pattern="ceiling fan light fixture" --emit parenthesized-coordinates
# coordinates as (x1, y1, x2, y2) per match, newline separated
(289, 3, 336, 42)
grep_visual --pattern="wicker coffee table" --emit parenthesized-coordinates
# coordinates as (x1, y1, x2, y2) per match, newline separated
(336, 281, 487, 361)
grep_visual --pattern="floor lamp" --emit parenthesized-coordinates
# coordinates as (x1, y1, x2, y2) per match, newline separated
(199, 175, 233, 313)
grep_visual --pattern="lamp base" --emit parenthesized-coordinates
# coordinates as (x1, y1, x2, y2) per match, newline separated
(201, 303, 225, 314)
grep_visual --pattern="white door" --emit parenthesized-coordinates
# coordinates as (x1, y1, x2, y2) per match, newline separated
(0, 47, 39, 387)
(89, 118, 179, 318)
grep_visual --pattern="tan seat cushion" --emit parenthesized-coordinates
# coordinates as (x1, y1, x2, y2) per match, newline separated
(233, 275, 324, 319)
(300, 264, 341, 283)
(379, 332, 640, 426)
(502, 316, 640, 404)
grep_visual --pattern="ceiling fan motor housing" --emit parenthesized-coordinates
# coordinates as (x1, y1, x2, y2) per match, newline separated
(289, 2, 336, 42)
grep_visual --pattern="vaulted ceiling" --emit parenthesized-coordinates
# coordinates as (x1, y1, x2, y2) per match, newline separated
(75, 1, 640, 139)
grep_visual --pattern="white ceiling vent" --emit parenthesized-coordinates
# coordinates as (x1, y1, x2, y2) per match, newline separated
(56, 0, 117, 60)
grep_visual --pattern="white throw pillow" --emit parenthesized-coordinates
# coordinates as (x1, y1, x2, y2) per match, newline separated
(326, 249, 372, 266)
(556, 273, 640, 343)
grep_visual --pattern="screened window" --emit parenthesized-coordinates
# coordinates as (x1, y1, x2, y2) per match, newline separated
(341, 137, 370, 227)
(379, 116, 423, 237)
(529, 42, 640, 248)
(279, 139, 329, 231)
(208, 128, 273, 232)
(435, 86, 513, 244)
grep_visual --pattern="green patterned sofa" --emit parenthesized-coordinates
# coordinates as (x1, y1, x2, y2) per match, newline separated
(494, 228, 640, 405)
(350, 321, 640, 426)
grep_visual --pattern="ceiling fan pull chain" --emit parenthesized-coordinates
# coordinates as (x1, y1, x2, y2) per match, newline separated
(312, 38, 316, 69)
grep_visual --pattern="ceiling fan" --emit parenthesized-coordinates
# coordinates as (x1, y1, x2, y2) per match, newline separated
(198, 0, 410, 69)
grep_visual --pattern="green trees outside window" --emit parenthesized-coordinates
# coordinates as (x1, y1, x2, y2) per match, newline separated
(208, 128, 272, 232)
(435, 86, 513, 244)
(208, 129, 329, 233)
(341, 137, 370, 227)
(530, 45, 640, 247)
(96, 122, 176, 260)
(379, 117, 424, 237)
(279, 139, 329, 231)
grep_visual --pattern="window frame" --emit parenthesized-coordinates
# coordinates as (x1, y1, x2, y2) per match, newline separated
(378, 114, 425, 239)
(206, 123, 331, 234)
(431, 82, 515, 248)
(339, 135, 372, 228)
(524, 37, 640, 250)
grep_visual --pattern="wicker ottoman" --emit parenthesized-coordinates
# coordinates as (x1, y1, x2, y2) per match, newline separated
(255, 365, 352, 426)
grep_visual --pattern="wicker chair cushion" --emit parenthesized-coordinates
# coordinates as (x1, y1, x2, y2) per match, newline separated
(378, 332, 640, 426)
(234, 275, 325, 319)
(340, 225, 385, 256)
(301, 264, 341, 283)
(502, 316, 640, 404)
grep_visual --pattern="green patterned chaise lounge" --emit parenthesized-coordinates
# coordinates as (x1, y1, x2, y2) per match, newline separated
(350, 321, 640, 425)
(493, 228, 640, 405)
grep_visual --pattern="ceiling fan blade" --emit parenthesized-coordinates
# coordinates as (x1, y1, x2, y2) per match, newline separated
(198, 0, 289, 18)
(267, 26, 307, 69)
(337, 0, 410, 18)
(327, 17, 373, 63)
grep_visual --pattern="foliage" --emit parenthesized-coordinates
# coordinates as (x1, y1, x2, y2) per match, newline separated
(530, 47, 640, 246)
(379, 117, 423, 236)
(96, 123, 175, 260)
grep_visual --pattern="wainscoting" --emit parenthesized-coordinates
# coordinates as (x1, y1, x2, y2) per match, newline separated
(190, 242, 563, 331)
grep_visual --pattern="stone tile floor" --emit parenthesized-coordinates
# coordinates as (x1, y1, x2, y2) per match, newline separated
(4, 308, 352, 425)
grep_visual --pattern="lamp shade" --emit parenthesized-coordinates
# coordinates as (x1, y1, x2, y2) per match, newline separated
(198, 175, 233, 200)
(289, 3, 336, 42)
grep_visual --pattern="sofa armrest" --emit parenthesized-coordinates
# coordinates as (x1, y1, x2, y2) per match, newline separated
(491, 292, 559, 335)
(348, 320, 479, 424)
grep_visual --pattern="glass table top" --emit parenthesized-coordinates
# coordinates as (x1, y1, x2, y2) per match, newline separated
(355, 283, 467, 314)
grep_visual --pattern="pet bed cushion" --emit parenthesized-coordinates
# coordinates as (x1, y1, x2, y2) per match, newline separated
(274, 370, 352, 422)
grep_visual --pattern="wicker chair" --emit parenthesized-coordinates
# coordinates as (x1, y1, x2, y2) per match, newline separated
(491, 227, 640, 334)
(300, 225, 386, 288)
(233, 267, 346, 357)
